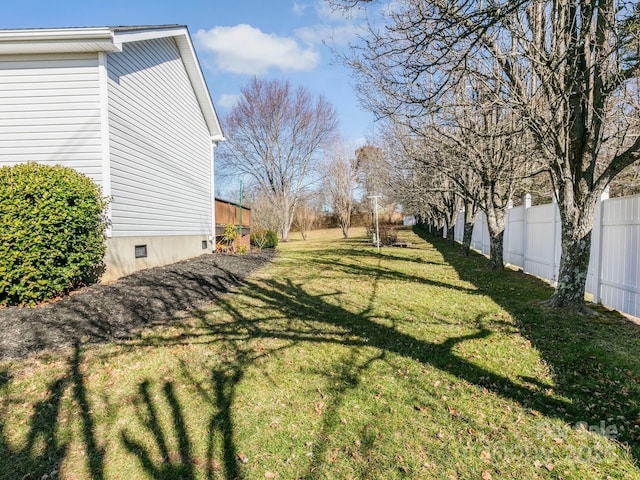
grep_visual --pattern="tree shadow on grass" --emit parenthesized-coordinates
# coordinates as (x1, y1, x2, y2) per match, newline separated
(193, 272, 590, 477)
(121, 380, 197, 479)
(119, 339, 282, 480)
(105, 243, 614, 475)
(211, 276, 568, 414)
(0, 372, 68, 480)
(0, 344, 106, 480)
(0, 254, 274, 480)
(418, 229, 640, 463)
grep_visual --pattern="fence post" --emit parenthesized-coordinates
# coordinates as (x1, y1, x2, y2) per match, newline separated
(522, 193, 531, 274)
(503, 200, 513, 265)
(551, 192, 559, 286)
(591, 188, 609, 304)
(455, 209, 463, 243)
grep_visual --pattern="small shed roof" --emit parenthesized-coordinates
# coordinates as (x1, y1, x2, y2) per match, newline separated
(0, 25, 224, 142)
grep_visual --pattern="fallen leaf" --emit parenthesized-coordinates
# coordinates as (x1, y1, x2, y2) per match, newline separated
(482, 470, 492, 480)
(480, 450, 491, 463)
(530, 409, 541, 417)
(237, 453, 249, 464)
(414, 405, 429, 414)
(264, 472, 275, 479)
(544, 463, 554, 471)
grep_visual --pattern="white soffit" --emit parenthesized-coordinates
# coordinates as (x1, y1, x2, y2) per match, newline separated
(0, 27, 121, 54)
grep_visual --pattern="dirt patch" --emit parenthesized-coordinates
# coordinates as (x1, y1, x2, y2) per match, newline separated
(0, 251, 276, 361)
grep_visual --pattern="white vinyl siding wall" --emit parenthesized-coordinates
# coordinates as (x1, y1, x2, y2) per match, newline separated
(106, 37, 212, 237)
(0, 54, 103, 183)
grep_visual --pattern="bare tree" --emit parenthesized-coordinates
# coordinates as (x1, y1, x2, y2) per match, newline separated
(334, 0, 640, 309)
(432, 72, 536, 268)
(243, 188, 280, 232)
(219, 77, 338, 242)
(374, 123, 463, 244)
(354, 144, 391, 201)
(320, 141, 359, 238)
(293, 204, 318, 240)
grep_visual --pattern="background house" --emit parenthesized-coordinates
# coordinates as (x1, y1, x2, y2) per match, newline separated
(0, 25, 224, 281)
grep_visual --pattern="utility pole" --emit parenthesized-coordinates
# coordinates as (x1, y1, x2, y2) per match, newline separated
(238, 180, 243, 238)
(368, 195, 382, 253)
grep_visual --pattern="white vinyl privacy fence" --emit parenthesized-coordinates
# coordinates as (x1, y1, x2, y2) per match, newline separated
(452, 192, 640, 318)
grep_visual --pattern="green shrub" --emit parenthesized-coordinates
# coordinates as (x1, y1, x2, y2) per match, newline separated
(250, 229, 278, 249)
(0, 162, 108, 306)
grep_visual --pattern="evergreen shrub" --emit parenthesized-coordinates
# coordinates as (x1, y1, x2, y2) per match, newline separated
(250, 229, 278, 249)
(0, 162, 108, 306)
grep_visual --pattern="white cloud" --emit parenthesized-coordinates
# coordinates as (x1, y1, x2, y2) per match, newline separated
(195, 24, 320, 75)
(218, 93, 241, 109)
(292, 1, 309, 16)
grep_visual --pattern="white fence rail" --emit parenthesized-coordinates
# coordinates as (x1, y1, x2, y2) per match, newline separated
(452, 192, 640, 318)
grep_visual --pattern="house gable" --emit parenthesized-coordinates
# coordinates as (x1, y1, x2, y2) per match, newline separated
(106, 35, 214, 237)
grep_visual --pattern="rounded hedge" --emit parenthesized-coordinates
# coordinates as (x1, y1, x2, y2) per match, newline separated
(0, 162, 108, 306)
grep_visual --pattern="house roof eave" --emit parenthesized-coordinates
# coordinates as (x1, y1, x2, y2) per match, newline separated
(0, 27, 121, 54)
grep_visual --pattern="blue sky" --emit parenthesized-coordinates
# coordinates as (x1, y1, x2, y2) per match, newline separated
(1, 0, 375, 145)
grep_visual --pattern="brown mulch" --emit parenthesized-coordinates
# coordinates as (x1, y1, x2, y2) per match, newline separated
(0, 251, 276, 361)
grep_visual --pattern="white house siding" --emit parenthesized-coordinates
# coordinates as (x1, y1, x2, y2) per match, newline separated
(0, 54, 103, 183)
(106, 37, 213, 238)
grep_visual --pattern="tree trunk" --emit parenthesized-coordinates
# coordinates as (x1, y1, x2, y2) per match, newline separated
(461, 222, 474, 256)
(460, 201, 478, 256)
(340, 219, 349, 239)
(547, 195, 598, 309)
(485, 205, 507, 270)
(549, 229, 592, 308)
(447, 225, 455, 245)
(487, 230, 504, 270)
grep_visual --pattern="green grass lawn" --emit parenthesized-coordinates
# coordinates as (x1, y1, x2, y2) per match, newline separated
(1, 227, 639, 479)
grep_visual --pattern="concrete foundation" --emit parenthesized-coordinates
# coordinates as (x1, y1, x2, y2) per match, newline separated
(102, 234, 212, 283)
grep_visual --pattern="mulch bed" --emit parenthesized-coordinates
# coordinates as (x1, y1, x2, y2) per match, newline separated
(0, 251, 276, 361)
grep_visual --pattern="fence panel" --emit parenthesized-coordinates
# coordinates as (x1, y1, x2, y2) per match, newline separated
(597, 195, 640, 318)
(504, 206, 525, 269)
(523, 203, 559, 285)
(443, 193, 640, 318)
(454, 211, 464, 243)
(471, 212, 490, 256)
